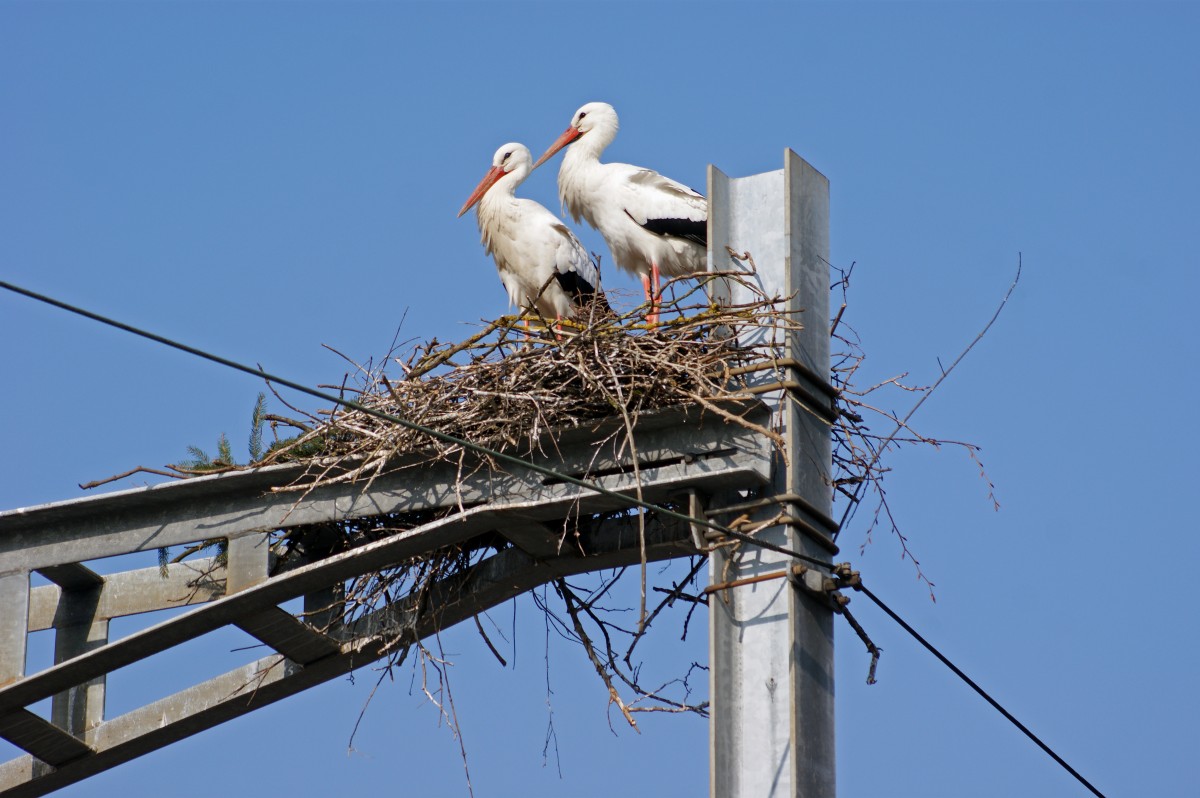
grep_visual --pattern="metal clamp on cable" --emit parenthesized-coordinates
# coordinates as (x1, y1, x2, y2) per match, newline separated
(787, 562, 851, 611)
(705, 562, 851, 602)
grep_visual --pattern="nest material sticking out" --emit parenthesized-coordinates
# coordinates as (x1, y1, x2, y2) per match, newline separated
(135, 269, 996, 737)
(262, 286, 797, 492)
(243, 285, 803, 725)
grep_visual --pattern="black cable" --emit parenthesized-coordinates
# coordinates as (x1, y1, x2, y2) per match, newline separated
(5, 280, 1107, 796)
(856, 583, 1106, 798)
(0, 279, 831, 571)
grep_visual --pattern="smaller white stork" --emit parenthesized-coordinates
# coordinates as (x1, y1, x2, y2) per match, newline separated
(533, 102, 707, 323)
(457, 142, 604, 324)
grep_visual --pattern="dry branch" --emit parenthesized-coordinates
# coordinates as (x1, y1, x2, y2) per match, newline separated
(123, 262, 1002, 750)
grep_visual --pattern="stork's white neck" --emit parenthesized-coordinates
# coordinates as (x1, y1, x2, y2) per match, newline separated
(478, 165, 527, 216)
(568, 112, 618, 166)
(502, 162, 532, 195)
(556, 110, 617, 226)
(476, 164, 528, 240)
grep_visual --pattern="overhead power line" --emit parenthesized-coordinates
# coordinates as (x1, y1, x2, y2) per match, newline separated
(1, 278, 1104, 798)
(0, 279, 828, 570)
(857, 584, 1106, 798)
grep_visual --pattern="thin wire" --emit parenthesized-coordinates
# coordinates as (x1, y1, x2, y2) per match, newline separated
(856, 583, 1106, 798)
(4, 280, 1107, 796)
(0, 279, 831, 571)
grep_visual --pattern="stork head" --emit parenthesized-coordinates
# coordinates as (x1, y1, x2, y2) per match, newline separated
(533, 102, 619, 169)
(457, 143, 532, 218)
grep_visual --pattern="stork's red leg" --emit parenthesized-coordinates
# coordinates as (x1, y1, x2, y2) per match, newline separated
(640, 272, 659, 325)
(650, 263, 663, 324)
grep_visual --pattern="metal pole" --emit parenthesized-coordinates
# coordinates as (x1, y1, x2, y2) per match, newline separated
(708, 150, 835, 798)
(0, 573, 29, 688)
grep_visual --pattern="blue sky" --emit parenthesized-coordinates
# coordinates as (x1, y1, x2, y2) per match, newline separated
(2, 2, 1197, 796)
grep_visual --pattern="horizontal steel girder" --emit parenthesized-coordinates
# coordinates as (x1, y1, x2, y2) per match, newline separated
(0, 401, 772, 796)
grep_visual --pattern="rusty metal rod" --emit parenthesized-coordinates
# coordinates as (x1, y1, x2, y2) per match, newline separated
(704, 564, 806, 595)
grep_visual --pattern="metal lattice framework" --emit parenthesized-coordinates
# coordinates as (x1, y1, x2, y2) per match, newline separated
(0, 150, 835, 798)
(0, 402, 772, 796)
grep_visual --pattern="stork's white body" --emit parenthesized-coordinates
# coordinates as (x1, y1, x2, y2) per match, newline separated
(459, 144, 600, 320)
(537, 103, 707, 299)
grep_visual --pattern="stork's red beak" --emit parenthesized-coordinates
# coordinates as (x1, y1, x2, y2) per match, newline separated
(533, 126, 582, 170)
(457, 165, 507, 218)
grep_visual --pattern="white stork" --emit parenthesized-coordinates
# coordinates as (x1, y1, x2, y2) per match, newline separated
(457, 142, 603, 323)
(533, 102, 706, 323)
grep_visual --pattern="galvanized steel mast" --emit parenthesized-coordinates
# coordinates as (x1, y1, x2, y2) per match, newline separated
(708, 151, 836, 798)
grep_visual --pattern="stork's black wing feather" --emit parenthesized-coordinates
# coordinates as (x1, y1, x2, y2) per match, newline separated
(554, 265, 610, 312)
(629, 212, 707, 247)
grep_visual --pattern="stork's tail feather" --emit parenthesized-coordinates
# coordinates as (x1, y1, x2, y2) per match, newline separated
(554, 269, 611, 314)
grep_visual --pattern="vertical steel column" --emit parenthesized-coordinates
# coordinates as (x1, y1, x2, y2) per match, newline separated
(300, 528, 346, 634)
(226, 532, 270, 594)
(0, 572, 29, 687)
(303, 586, 344, 635)
(50, 576, 108, 735)
(51, 620, 109, 735)
(708, 151, 835, 798)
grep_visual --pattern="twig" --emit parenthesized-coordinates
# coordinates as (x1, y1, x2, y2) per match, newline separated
(837, 254, 1022, 534)
(473, 613, 508, 667)
(556, 579, 640, 733)
(624, 556, 707, 665)
(80, 465, 185, 490)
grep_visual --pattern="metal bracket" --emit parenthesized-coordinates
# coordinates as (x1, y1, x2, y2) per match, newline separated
(685, 489, 718, 551)
(703, 560, 862, 615)
(705, 492, 840, 554)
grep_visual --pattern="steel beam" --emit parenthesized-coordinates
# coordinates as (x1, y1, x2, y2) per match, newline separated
(33, 564, 102, 592)
(233, 607, 339, 665)
(0, 573, 29, 688)
(0, 442, 767, 717)
(0, 508, 702, 797)
(28, 558, 224, 633)
(225, 532, 269, 594)
(0, 146, 839, 798)
(0, 711, 90, 769)
(50, 610, 107, 737)
(708, 151, 836, 798)
(0, 401, 766, 570)
(0, 401, 772, 795)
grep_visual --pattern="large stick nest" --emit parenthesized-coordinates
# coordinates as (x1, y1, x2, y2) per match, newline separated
(239, 279, 803, 728)
(119, 263, 998, 754)
(89, 263, 999, 762)
(259, 279, 794, 490)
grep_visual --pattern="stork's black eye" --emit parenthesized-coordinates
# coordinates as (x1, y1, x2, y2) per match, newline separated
(502, 151, 511, 162)
(578, 112, 587, 121)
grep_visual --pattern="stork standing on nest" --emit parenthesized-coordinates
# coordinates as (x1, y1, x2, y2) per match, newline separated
(458, 142, 603, 323)
(533, 102, 707, 324)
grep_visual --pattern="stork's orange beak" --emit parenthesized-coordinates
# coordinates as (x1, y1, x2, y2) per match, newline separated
(457, 165, 507, 218)
(533, 126, 582, 170)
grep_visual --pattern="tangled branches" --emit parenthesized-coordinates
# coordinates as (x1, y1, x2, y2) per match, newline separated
(107, 260, 1007, 770)
(172, 280, 799, 736)
(256, 284, 793, 488)
(828, 261, 1013, 594)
